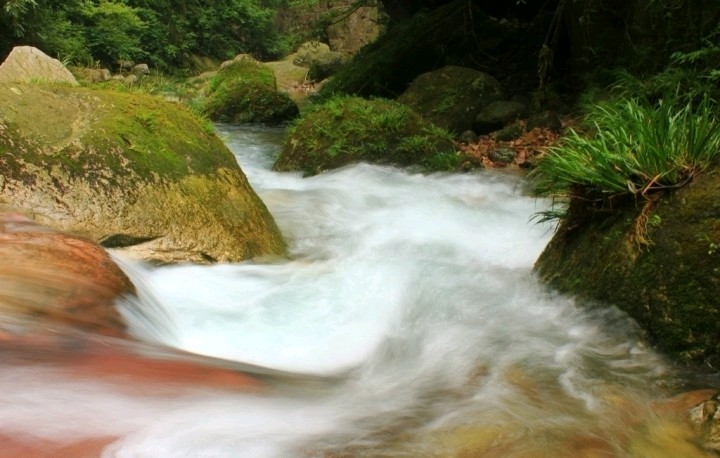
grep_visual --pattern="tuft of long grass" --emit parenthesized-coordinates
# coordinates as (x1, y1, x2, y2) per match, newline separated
(532, 96, 720, 221)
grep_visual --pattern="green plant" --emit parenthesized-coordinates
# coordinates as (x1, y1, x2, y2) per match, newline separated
(532, 95, 720, 223)
(698, 234, 720, 256)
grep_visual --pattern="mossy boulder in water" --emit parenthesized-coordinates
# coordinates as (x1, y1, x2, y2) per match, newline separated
(534, 167, 720, 368)
(273, 96, 455, 176)
(397, 66, 504, 135)
(0, 82, 286, 264)
(204, 55, 299, 124)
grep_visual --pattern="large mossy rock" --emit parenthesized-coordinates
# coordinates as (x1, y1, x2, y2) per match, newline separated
(535, 168, 720, 368)
(317, 0, 505, 99)
(0, 83, 286, 264)
(273, 96, 455, 176)
(397, 66, 503, 135)
(204, 56, 299, 124)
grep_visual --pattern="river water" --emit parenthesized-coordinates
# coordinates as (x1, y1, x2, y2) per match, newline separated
(0, 125, 713, 457)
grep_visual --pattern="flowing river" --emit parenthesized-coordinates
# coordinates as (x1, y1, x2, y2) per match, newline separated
(0, 125, 714, 457)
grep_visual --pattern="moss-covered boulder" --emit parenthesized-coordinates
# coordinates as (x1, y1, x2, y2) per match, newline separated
(317, 0, 505, 99)
(204, 55, 299, 124)
(0, 82, 286, 264)
(397, 66, 504, 135)
(273, 96, 455, 175)
(534, 167, 720, 368)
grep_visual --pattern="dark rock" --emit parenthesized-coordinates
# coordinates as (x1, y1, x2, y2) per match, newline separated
(459, 130, 479, 144)
(526, 110, 563, 132)
(494, 122, 524, 141)
(308, 51, 347, 81)
(534, 166, 720, 368)
(474, 101, 526, 134)
(318, 0, 506, 99)
(398, 65, 503, 134)
(488, 148, 517, 164)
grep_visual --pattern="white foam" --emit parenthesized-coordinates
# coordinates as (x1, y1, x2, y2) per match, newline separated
(0, 126, 673, 457)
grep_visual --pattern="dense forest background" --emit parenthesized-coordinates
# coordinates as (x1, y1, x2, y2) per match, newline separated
(1, 0, 720, 99)
(0, 0, 299, 69)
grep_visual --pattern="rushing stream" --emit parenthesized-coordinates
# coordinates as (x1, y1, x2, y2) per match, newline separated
(0, 125, 713, 457)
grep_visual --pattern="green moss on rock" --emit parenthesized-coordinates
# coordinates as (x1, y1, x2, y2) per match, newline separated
(535, 167, 720, 368)
(273, 96, 456, 175)
(204, 57, 299, 124)
(397, 66, 504, 135)
(0, 82, 286, 263)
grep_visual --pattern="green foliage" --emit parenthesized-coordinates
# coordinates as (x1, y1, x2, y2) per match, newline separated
(532, 94, 720, 222)
(80, 1, 146, 63)
(0, 0, 293, 69)
(274, 95, 456, 175)
(2, 0, 38, 36)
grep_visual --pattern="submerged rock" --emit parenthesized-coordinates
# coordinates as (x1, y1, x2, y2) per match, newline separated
(0, 210, 132, 337)
(535, 166, 720, 368)
(0, 83, 286, 264)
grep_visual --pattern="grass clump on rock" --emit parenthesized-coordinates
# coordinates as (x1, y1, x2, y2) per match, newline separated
(532, 93, 720, 368)
(273, 96, 456, 175)
(204, 56, 299, 124)
(532, 95, 720, 223)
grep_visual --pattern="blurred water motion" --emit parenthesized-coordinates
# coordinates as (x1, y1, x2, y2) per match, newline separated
(0, 126, 715, 457)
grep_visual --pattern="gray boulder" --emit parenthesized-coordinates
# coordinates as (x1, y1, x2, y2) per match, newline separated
(133, 63, 150, 76)
(0, 46, 78, 86)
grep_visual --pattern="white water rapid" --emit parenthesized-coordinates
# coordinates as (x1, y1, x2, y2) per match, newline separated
(0, 125, 709, 457)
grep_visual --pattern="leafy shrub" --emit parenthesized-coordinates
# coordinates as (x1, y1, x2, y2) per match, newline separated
(532, 95, 720, 221)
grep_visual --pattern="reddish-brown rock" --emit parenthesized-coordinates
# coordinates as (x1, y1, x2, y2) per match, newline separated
(0, 210, 133, 337)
